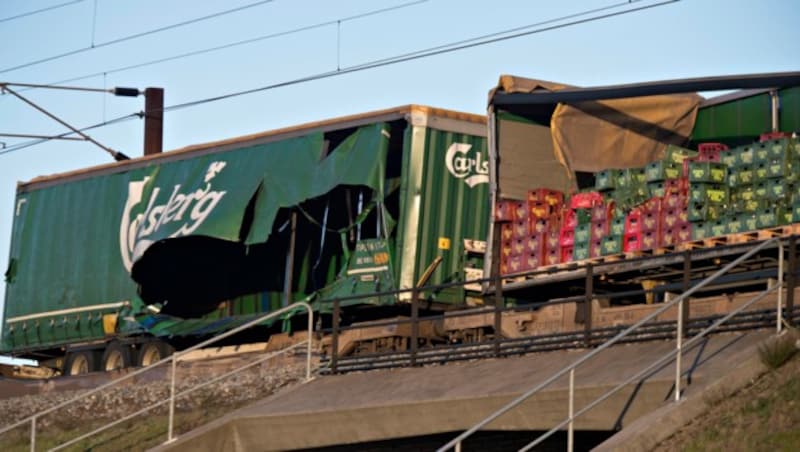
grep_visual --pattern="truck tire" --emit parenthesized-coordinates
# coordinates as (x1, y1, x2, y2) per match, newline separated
(102, 342, 134, 371)
(64, 350, 99, 376)
(137, 341, 173, 367)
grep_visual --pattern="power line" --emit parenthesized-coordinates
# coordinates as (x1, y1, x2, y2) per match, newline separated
(24, 0, 431, 90)
(1, 0, 678, 157)
(0, 0, 279, 74)
(0, 0, 86, 24)
(165, 0, 679, 112)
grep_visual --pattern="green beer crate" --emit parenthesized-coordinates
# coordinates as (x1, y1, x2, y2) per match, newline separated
(730, 165, 754, 186)
(573, 244, 590, 261)
(742, 214, 758, 232)
(664, 145, 697, 164)
(601, 235, 623, 256)
(735, 198, 768, 214)
(688, 162, 727, 183)
(761, 138, 791, 161)
(727, 215, 746, 234)
(595, 169, 617, 191)
(766, 179, 789, 201)
(753, 163, 769, 182)
(753, 143, 771, 165)
(777, 206, 793, 226)
(691, 221, 710, 240)
(690, 183, 728, 204)
(610, 216, 626, 236)
(755, 208, 777, 229)
(574, 223, 591, 244)
(753, 181, 769, 199)
(647, 181, 666, 198)
(576, 209, 592, 225)
(732, 186, 756, 202)
(735, 146, 755, 166)
(709, 219, 728, 237)
(766, 159, 794, 179)
(688, 203, 705, 222)
(645, 161, 681, 182)
(721, 151, 738, 167)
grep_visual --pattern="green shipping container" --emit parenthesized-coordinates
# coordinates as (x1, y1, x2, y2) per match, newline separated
(2, 106, 489, 356)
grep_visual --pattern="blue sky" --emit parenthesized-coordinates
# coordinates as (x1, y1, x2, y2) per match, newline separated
(0, 0, 798, 360)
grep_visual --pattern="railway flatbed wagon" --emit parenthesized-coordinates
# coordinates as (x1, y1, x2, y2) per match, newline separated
(1, 105, 490, 374)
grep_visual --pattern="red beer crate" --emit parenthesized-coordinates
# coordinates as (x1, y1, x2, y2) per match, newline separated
(512, 200, 529, 221)
(591, 202, 613, 223)
(528, 201, 553, 220)
(590, 239, 603, 258)
(528, 188, 564, 207)
(529, 214, 560, 235)
(759, 132, 793, 143)
(501, 240, 514, 259)
(660, 228, 677, 247)
(641, 231, 659, 250)
(510, 239, 527, 256)
(526, 234, 545, 255)
(698, 142, 729, 153)
(569, 191, 604, 209)
(660, 208, 680, 230)
(545, 229, 560, 252)
(675, 223, 692, 244)
(562, 209, 578, 229)
(543, 248, 561, 266)
(640, 197, 661, 214)
(641, 210, 660, 233)
(624, 210, 642, 235)
(560, 246, 574, 263)
(591, 221, 608, 241)
(503, 255, 524, 275)
(495, 199, 515, 222)
(501, 223, 514, 242)
(559, 227, 575, 247)
(623, 231, 642, 252)
(512, 220, 529, 240)
(662, 193, 686, 210)
(664, 178, 689, 195)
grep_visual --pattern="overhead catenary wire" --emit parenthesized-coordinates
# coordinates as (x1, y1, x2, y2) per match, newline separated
(0, 0, 86, 24)
(0, 0, 280, 75)
(0, 0, 678, 156)
(20, 0, 430, 91)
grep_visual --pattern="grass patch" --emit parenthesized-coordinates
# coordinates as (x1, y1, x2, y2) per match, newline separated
(758, 332, 798, 369)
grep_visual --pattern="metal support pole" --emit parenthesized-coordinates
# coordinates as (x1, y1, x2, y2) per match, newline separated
(306, 310, 313, 381)
(167, 357, 177, 442)
(682, 250, 691, 337)
(331, 299, 340, 374)
(584, 264, 593, 348)
(30, 416, 36, 452)
(675, 298, 683, 402)
(568, 368, 575, 452)
(788, 236, 796, 326)
(411, 288, 419, 366)
(143, 87, 164, 156)
(778, 241, 785, 334)
(492, 224, 503, 357)
(770, 90, 780, 132)
(283, 211, 297, 307)
(455, 441, 461, 452)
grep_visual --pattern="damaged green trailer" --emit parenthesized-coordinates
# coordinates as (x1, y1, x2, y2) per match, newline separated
(1, 105, 489, 374)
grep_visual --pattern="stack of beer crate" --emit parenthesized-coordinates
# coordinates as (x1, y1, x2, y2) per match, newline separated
(495, 189, 564, 275)
(494, 135, 800, 275)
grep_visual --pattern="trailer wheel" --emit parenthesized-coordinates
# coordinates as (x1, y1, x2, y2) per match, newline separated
(64, 350, 98, 376)
(137, 341, 173, 367)
(102, 342, 133, 371)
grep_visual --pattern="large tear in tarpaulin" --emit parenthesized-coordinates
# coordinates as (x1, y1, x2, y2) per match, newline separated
(490, 75, 701, 196)
(128, 123, 392, 317)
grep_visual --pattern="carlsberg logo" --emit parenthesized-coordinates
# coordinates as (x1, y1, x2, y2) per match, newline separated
(119, 161, 228, 272)
(445, 143, 488, 188)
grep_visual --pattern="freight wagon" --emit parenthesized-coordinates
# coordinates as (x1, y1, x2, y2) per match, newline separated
(1, 105, 489, 374)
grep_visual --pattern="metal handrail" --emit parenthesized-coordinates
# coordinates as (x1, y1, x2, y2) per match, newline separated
(0, 301, 315, 451)
(439, 238, 784, 452)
